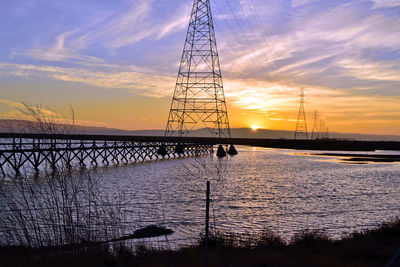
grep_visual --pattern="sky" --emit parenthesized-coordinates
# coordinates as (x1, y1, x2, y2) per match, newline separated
(0, 0, 399, 135)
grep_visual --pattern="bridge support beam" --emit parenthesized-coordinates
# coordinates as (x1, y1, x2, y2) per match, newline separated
(0, 133, 214, 178)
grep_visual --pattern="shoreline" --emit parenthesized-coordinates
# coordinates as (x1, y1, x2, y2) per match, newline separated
(1, 218, 399, 266)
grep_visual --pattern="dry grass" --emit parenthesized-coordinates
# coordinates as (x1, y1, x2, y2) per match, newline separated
(1, 218, 399, 266)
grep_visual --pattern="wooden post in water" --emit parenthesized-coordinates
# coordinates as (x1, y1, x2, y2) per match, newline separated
(205, 180, 210, 267)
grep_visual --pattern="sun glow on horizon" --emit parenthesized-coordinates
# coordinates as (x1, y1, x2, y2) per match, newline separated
(251, 125, 260, 131)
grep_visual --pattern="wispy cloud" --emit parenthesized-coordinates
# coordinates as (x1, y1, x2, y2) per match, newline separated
(157, 14, 190, 39)
(224, 78, 345, 113)
(100, 0, 154, 49)
(291, 0, 319, 8)
(13, 0, 190, 63)
(0, 99, 58, 119)
(339, 59, 400, 81)
(101, 1, 190, 49)
(371, 0, 400, 9)
(26, 31, 76, 61)
(0, 63, 175, 98)
(216, 1, 400, 97)
(18, 31, 104, 63)
(0, 98, 111, 128)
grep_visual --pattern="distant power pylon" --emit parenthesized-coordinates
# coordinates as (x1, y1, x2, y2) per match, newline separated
(294, 88, 308, 140)
(165, 0, 231, 138)
(319, 119, 325, 139)
(311, 112, 330, 139)
(311, 111, 319, 139)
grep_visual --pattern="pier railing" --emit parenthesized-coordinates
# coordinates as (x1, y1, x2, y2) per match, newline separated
(1, 132, 399, 177)
(0, 133, 215, 177)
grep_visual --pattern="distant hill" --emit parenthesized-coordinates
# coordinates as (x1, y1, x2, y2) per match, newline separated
(0, 119, 399, 141)
(0, 119, 134, 136)
(229, 128, 400, 142)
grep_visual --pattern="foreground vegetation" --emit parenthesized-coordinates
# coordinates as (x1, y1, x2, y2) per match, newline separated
(1, 218, 399, 266)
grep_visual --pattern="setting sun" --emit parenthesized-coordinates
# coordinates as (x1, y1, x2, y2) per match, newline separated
(251, 125, 260, 131)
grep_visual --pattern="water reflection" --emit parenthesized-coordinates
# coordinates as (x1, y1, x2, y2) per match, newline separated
(2, 146, 400, 247)
(86, 146, 400, 244)
(296, 151, 400, 164)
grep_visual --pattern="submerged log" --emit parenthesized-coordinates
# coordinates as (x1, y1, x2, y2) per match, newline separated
(113, 225, 174, 241)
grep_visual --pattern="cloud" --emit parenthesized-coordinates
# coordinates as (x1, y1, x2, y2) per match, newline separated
(100, 0, 154, 49)
(371, 0, 400, 9)
(14, 0, 190, 63)
(339, 59, 400, 81)
(27, 31, 75, 61)
(216, 2, 399, 96)
(291, 0, 319, 8)
(157, 14, 190, 39)
(0, 98, 111, 128)
(223, 78, 338, 114)
(84, 0, 189, 49)
(0, 99, 59, 119)
(0, 99, 26, 109)
(223, 76, 400, 135)
(13, 1, 152, 60)
(20, 31, 104, 63)
(221, 34, 297, 74)
(0, 63, 175, 98)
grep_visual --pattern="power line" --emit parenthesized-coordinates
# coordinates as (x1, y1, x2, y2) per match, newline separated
(221, 0, 276, 83)
(210, 0, 273, 82)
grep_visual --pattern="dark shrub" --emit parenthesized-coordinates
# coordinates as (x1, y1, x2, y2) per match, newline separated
(254, 228, 286, 249)
(290, 229, 331, 247)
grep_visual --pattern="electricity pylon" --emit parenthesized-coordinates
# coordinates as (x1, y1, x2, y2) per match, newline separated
(319, 119, 325, 138)
(165, 0, 231, 139)
(311, 111, 319, 139)
(294, 88, 308, 140)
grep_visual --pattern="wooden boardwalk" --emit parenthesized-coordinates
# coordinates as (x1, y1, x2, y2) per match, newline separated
(0, 133, 214, 177)
(1, 132, 399, 177)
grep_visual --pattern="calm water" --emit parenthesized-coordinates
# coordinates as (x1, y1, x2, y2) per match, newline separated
(90, 146, 400, 245)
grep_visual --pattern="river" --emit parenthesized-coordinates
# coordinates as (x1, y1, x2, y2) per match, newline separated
(83, 145, 400, 247)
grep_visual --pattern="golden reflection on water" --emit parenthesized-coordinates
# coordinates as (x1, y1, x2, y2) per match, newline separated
(293, 152, 400, 165)
(29, 146, 400, 244)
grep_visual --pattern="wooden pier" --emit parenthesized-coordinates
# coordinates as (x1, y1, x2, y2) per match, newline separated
(1, 132, 399, 177)
(0, 133, 214, 177)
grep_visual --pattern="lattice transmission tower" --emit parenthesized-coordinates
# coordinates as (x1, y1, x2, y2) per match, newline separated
(311, 111, 319, 139)
(165, 0, 231, 138)
(294, 88, 308, 140)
